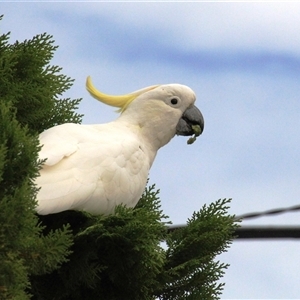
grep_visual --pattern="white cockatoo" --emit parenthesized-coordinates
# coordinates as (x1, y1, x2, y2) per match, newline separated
(35, 77, 204, 215)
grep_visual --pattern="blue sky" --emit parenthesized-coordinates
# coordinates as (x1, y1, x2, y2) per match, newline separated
(2, 2, 300, 298)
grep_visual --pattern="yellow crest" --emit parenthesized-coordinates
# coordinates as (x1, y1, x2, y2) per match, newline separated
(86, 76, 159, 112)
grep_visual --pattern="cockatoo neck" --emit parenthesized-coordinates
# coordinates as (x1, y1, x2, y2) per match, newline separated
(116, 100, 179, 160)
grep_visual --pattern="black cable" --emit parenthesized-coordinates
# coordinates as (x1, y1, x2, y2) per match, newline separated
(236, 203, 300, 220)
(167, 204, 300, 239)
(235, 226, 300, 239)
(167, 225, 300, 239)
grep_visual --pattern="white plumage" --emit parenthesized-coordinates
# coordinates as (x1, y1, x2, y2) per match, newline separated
(35, 78, 204, 215)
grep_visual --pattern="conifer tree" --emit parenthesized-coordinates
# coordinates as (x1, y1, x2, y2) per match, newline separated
(0, 15, 80, 299)
(0, 16, 239, 299)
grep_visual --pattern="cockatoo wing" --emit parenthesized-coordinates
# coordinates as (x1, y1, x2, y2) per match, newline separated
(36, 123, 150, 215)
(38, 123, 79, 166)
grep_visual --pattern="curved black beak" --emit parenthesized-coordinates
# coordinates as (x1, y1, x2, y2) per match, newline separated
(176, 105, 204, 136)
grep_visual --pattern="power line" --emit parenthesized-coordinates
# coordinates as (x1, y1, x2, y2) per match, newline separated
(236, 203, 300, 220)
(167, 225, 300, 240)
(235, 226, 300, 239)
(167, 204, 300, 239)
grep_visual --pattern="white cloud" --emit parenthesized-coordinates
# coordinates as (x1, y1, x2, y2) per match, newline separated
(50, 2, 300, 54)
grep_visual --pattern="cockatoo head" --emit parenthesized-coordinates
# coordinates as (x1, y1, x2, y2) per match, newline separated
(86, 76, 204, 148)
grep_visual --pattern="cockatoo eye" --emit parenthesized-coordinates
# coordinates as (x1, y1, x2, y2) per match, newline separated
(170, 98, 178, 105)
(167, 96, 181, 107)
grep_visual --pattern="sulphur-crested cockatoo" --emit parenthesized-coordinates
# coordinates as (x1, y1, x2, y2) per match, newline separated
(35, 77, 204, 215)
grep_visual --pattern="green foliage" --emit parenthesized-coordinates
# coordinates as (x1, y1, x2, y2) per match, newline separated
(0, 16, 80, 299)
(158, 199, 237, 299)
(30, 190, 238, 300)
(30, 185, 169, 300)
(0, 15, 239, 300)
